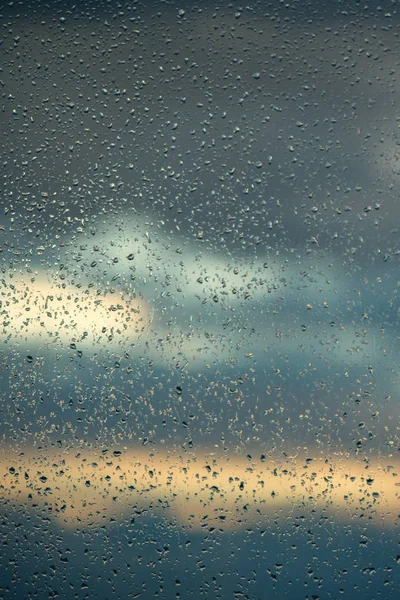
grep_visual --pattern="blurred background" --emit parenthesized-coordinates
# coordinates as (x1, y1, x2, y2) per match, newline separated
(0, 0, 399, 598)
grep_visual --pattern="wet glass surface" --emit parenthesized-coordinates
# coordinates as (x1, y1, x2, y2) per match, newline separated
(0, 1, 399, 598)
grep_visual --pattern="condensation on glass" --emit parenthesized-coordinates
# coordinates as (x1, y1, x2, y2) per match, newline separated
(0, 1, 399, 598)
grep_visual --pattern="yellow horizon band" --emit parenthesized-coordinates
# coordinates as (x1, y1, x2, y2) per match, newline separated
(1, 447, 398, 531)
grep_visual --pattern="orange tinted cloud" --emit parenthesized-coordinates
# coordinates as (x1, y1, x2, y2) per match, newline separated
(1, 276, 149, 350)
(1, 447, 398, 532)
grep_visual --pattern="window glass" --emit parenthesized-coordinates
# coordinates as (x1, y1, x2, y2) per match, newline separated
(1, 1, 399, 598)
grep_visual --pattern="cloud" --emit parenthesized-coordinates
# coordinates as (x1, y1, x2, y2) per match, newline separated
(1, 445, 398, 531)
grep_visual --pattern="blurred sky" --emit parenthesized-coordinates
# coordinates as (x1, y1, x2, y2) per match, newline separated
(1, 2, 400, 597)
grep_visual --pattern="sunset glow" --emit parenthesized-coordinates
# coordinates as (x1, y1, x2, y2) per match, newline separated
(1, 447, 398, 532)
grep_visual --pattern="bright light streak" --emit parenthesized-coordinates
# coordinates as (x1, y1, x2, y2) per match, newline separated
(1, 447, 398, 532)
(1, 276, 149, 351)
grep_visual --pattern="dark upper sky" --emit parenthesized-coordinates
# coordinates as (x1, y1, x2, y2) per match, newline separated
(1, 0, 400, 266)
